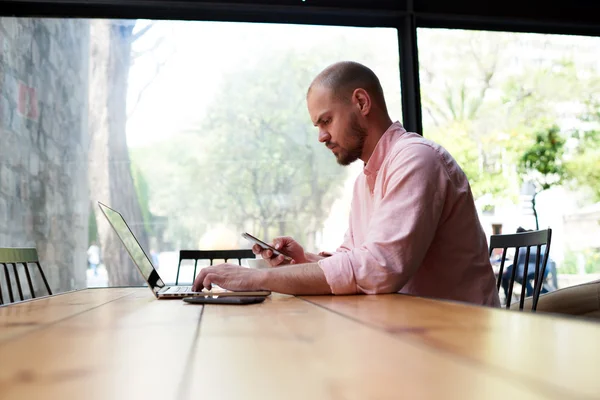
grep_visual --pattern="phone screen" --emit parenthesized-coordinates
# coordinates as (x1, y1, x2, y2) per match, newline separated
(241, 232, 292, 261)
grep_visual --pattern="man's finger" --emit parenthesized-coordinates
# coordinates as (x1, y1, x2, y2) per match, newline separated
(192, 267, 214, 291)
(252, 244, 262, 255)
(203, 273, 221, 291)
(192, 269, 207, 291)
(202, 273, 212, 290)
(267, 256, 282, 267)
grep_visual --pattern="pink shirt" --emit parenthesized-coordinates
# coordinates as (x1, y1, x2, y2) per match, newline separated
(318, 122, 501, 307)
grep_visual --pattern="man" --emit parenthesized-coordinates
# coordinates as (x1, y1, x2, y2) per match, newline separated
(87, 242, 101, 277)
(193, 61, 500, 307)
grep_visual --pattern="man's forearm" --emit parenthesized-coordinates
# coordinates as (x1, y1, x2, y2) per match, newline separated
(259, 263, 332, 295)
(303, 251, 323, 263)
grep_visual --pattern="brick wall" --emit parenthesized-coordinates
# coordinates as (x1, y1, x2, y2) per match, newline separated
(0, 17, 90, 294)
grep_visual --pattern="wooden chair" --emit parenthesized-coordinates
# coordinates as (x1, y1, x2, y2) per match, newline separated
(0, 248, 52, 305)
(175, 249, 255, 285)
(489, 229, 552, 311)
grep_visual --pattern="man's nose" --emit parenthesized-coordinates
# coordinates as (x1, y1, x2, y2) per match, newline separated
(318, 129, 331, 143)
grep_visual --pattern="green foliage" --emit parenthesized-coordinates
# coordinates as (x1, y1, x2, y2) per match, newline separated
(518, 125, 567, 191)
(130, 134, 207, 248)
(425, 121, 518, 200)
(565, 130, 600, 202)
(88, 204, 98, 245)
(130, 161, 153, 236)
(561, 248, 600, 274)
(193, 51, 347, 243)
(559, 253, 580, 274)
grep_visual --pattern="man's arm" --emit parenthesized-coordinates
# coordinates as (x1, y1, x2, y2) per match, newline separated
(260, 263, 332, 295)
(318, 144, 448, 295)
(192, 262, 332, 295)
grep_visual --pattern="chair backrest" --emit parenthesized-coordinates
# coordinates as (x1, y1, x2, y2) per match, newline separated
(0, 248, 52, 305)
(175, 249, 256, 285)
(489, 229, 552, 311)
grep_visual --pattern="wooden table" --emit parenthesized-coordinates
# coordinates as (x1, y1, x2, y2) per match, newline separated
(0, 288, 599, 400)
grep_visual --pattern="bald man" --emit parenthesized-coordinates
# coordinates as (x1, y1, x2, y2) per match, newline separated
(193, 61, 500, 307)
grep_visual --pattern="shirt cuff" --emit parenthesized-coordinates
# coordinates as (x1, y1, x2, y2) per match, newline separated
(317, 252, 358, 295)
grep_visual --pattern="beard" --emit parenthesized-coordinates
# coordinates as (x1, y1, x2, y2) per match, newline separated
(333, 114, 367, 166)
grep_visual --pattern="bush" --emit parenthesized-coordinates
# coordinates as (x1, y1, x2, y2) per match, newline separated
(561, 248, 600, 274)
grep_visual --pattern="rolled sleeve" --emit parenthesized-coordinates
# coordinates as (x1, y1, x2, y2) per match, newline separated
(318, 253, 358, 295)
(320, 143, 449, 295)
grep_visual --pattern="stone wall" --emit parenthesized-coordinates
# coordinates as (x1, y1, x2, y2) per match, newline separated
(0, 17, 90, 295)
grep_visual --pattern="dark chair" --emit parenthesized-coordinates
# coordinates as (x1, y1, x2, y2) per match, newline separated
(175, 249, 255, 285)
(489, 228, 552, 311)
(0, 247, 52, 305)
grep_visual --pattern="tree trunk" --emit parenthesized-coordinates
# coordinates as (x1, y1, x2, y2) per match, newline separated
(532, 191, 540, 230)
(88, 20, 147, 286)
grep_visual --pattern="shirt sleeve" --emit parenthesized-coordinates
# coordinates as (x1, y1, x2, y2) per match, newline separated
(336, 201, 354, 253)
(318, 144, 449, 294)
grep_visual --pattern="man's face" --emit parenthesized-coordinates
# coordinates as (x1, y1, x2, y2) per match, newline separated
(307, 85, 367, 166)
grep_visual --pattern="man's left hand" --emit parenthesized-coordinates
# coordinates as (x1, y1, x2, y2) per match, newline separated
(192, 264, 266, 292)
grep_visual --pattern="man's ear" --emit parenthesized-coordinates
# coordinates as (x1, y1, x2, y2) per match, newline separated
(352, 88, 371, 116)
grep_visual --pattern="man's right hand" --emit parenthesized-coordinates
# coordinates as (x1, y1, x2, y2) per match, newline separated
(252, 236, 307, 267)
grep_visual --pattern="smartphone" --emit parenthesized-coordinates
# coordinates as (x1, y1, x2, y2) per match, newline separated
(183, 296, 266, 305)
(241, 232, 293, 262)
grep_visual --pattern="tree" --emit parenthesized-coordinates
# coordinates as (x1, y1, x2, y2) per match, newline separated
(88, 20, 152, 286)
(193, 51, 347, 247)
(566, 129, 600, 202)
(130, 134, 207, 249)
(518, 125, 567, 229)
(419, 30, 524, 202)
(565, 82, 600, 202)
(419, 30, 600, 213)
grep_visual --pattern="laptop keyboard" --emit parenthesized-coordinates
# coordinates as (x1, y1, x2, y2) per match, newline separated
(164, 286, 192, 293)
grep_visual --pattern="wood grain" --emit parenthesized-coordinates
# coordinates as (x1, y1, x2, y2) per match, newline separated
(0, 288, 138, 344)
(0, 288, 590, 400)
(185, 294, 550, 400)
(0, 289, 202, 400)
(302, 294, 600, 399)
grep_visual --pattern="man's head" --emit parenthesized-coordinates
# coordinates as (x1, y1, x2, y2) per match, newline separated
(307, 61, 389, 166)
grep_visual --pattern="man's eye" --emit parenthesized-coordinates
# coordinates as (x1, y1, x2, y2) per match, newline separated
(324, 119, 331, 125)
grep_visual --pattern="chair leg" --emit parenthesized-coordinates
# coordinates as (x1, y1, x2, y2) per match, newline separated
(0, 264, 4, 305)
(36, 262, 52, 296)
(192, 259, 198, 284)
(11, 263, 24, 301)
(3, 263, 14, 303)
(506, 248, 520, 309)
(176, 259, 182, 285)
(495, 248, 508, 292)
(23, 262, 36, 299)
(518, 248, 532, 311)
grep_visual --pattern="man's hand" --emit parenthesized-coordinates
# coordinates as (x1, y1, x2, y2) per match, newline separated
(192, 264, 266, 292)
(252, 236, 308, 267)
(191, 262, 332, 295)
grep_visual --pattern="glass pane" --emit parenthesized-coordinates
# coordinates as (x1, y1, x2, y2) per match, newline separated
(418, 28, 600, 299)
(0, 17, 401, 293)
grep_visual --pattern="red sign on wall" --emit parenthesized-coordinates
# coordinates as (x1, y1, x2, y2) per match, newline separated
(18, 82, 39, 120)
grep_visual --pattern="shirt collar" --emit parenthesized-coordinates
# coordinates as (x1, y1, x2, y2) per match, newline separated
(363, 121, 407, 176)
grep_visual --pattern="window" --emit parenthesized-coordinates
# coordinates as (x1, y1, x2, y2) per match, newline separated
(418, 28, 600, 289)
(0, 17, 401, 292)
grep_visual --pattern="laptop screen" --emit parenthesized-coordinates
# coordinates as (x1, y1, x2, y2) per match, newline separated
(98, 202, 165, 295)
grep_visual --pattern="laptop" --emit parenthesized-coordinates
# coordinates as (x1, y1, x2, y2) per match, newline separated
(97, 201, 271, 299)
